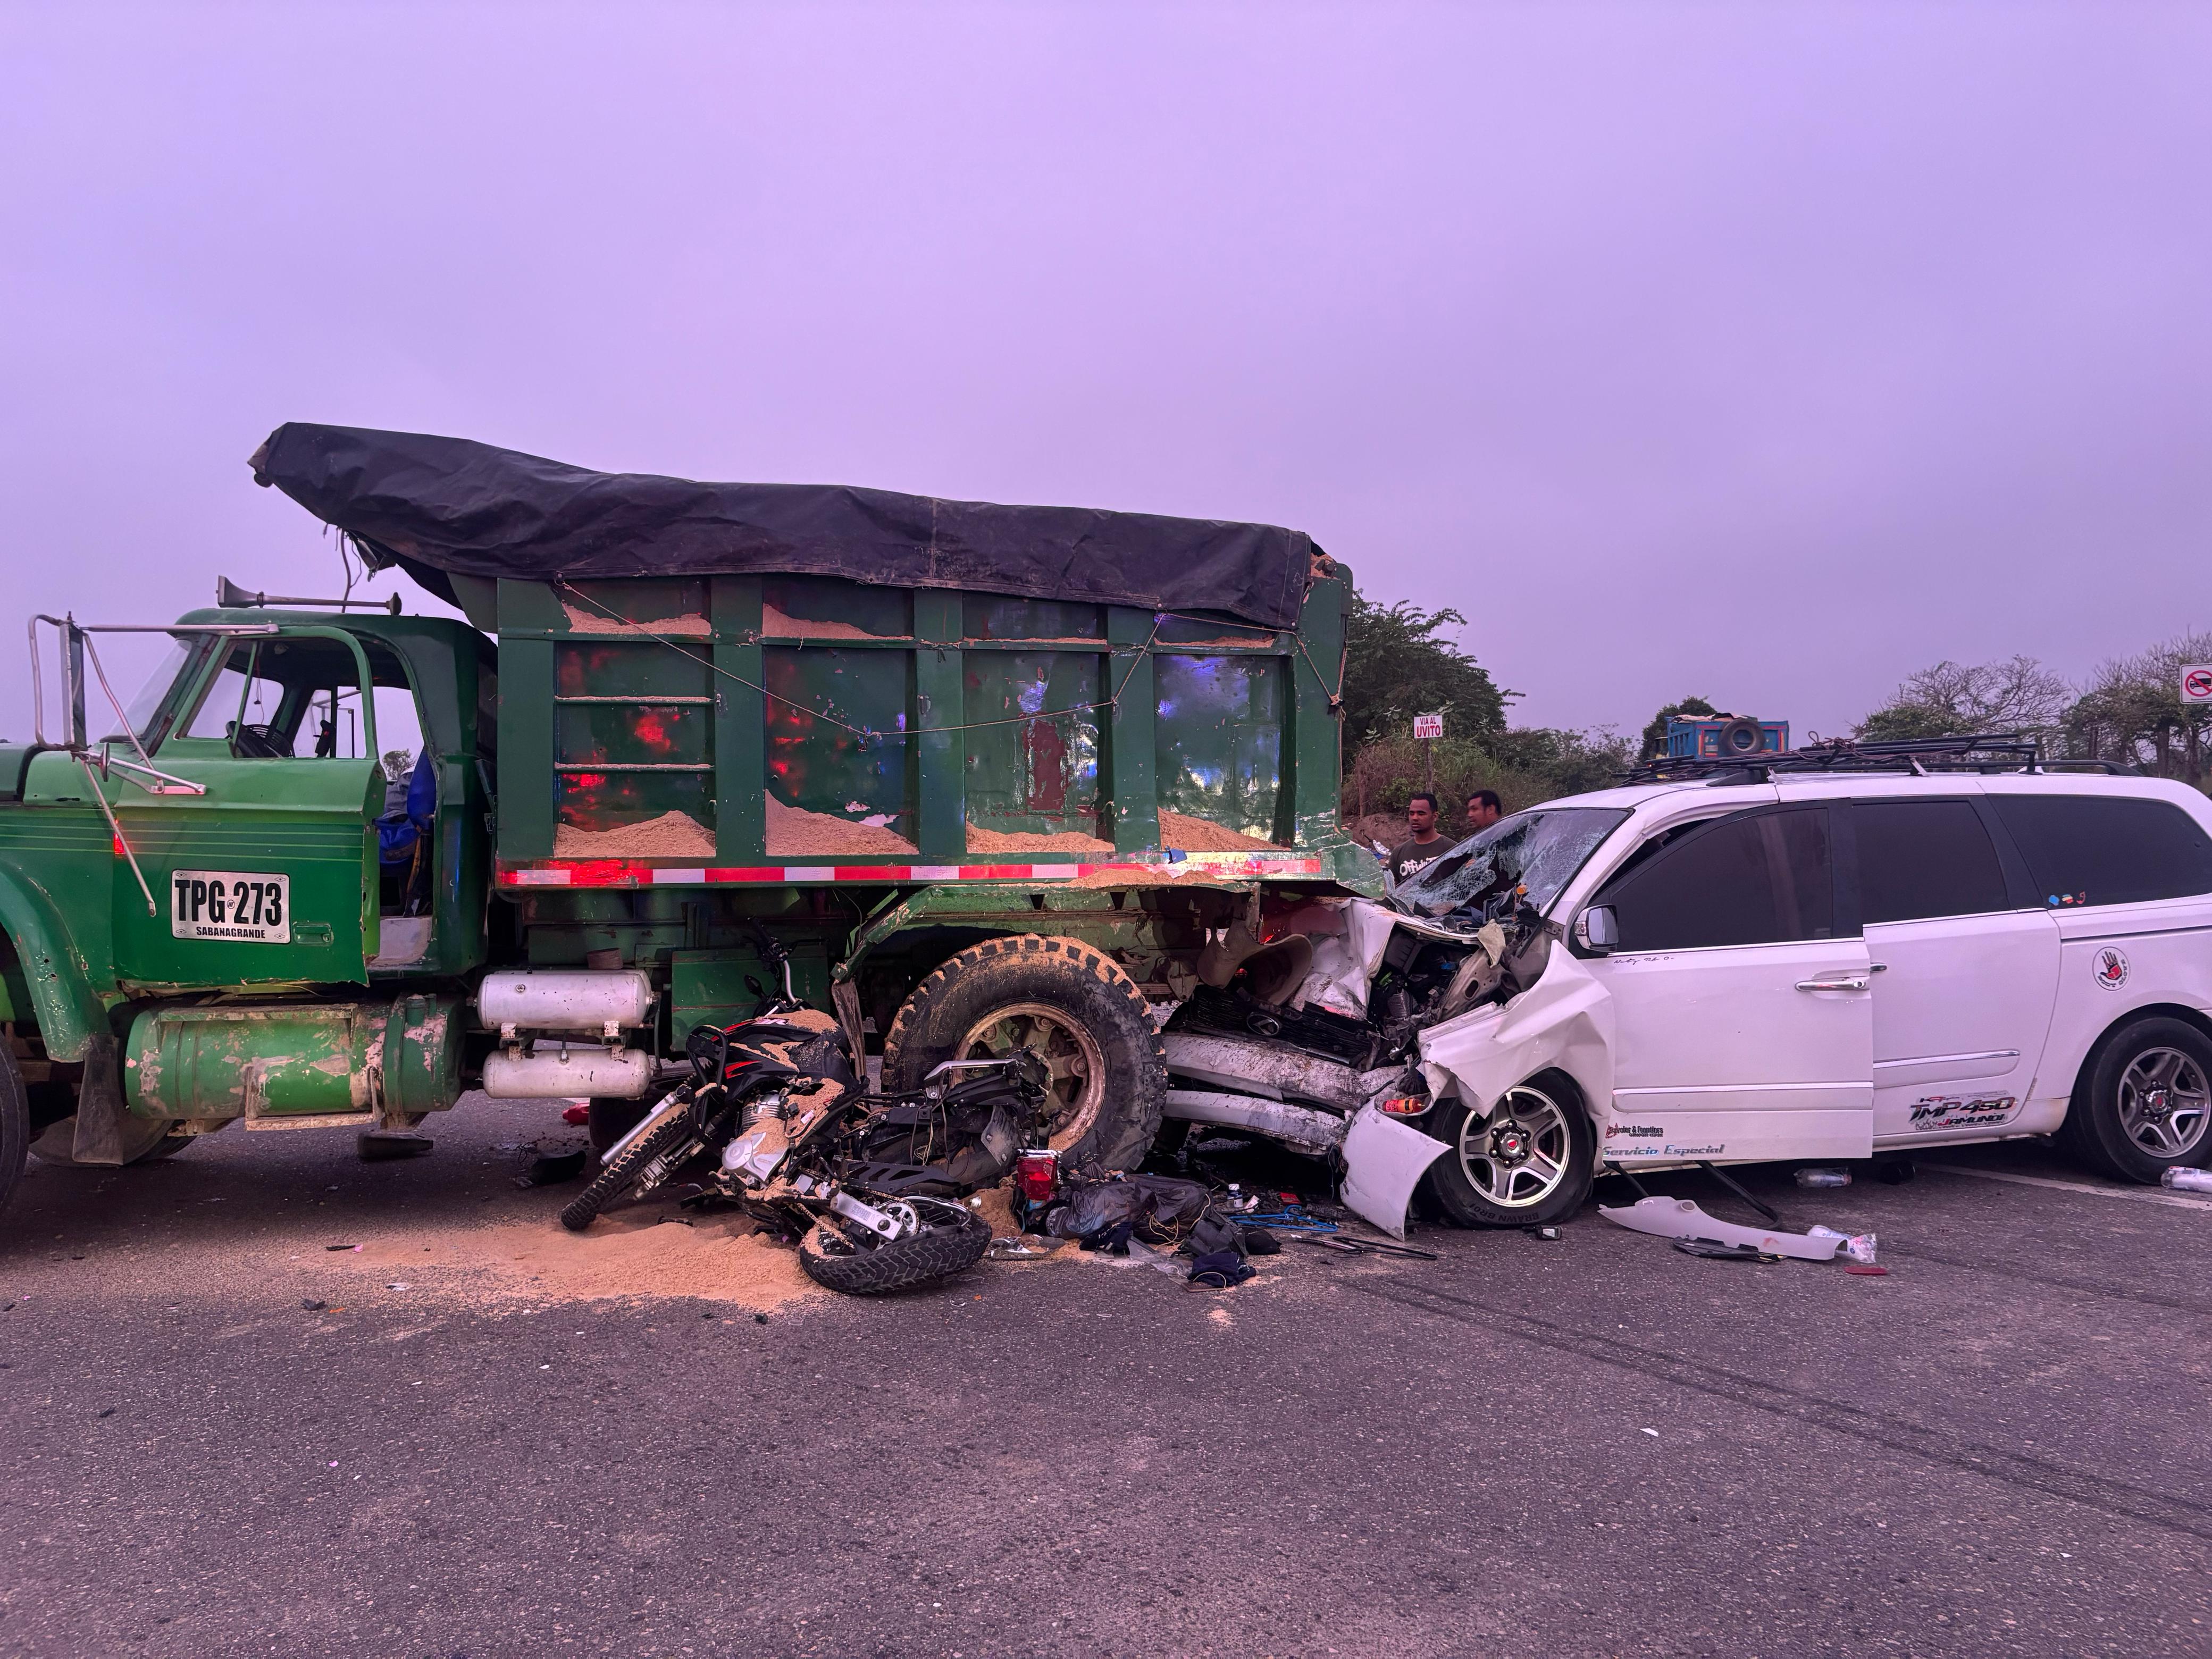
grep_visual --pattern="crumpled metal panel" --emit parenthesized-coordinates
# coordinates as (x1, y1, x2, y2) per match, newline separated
(1415, 946, 1614, 1126)
(1338, 1104, 1449, 1239)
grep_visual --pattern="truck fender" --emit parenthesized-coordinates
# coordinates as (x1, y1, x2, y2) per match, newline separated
(0, 867, 110, 1063)
(0, 870, 133, 1164)
(1414, 946, 1615, 1136)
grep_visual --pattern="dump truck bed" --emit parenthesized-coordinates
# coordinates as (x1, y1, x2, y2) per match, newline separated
(250, 421, 1369, 893)
(457, 571, 1363, 890)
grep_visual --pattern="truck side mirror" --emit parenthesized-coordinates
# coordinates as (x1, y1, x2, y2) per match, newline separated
(1576, 904, 1618, 956)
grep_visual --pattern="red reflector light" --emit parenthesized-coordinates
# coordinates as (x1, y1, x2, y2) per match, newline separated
(1379, 1095, 1428, 1116)
(1015, 1148, 1060, 1203)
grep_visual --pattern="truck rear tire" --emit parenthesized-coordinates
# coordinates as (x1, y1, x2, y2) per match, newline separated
(881, 934, 1164, 1176)
(586, 1097, 649, 1158)
(0, 1044, 25, 1217)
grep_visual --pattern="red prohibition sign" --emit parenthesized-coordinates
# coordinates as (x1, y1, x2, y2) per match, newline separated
(2187, 668, 2212, 700)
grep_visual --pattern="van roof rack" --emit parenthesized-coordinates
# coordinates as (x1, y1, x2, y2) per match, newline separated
(1620, 733, 2134, 785)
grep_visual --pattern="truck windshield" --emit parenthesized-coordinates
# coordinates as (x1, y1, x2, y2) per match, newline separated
(99, 636, 204, 748)
(1390, 807, 1630, 924)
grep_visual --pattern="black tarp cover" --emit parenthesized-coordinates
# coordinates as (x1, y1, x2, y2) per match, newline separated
(251, 423, 1319, 629)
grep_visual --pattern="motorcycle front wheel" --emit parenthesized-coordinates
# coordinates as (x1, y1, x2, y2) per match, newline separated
(559, 1104, 700, 1232)
(798, 1196, 990, 1295)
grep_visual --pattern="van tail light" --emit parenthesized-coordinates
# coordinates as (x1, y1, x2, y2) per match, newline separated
(1379, 1094, 1430, 1117)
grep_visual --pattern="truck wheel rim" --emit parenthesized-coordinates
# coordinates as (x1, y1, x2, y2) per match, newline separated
(956, 1003, 1106, 1151)
(2118, 1046, 2211, 1159)
(1458, 1085, 1571, 1208)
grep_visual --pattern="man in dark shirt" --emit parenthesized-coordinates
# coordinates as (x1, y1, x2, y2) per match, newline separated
(1464, 789, 1503, 836)
(1388, 793, 1447, 884)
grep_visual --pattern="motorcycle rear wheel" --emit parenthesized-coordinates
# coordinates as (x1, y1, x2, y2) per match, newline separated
(798, 1196, 990, 1295)
(559, 1106, 698, 1232)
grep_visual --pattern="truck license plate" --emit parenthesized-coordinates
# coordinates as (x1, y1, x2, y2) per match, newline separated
(170, 870, 291, 944)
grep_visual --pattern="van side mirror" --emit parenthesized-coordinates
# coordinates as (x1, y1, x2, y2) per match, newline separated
(1576, 904, 1618, 956)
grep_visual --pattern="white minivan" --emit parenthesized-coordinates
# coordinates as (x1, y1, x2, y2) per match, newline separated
(1385, 764, 2212, 1222)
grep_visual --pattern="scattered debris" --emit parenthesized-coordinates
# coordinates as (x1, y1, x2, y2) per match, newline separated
(1674, 1239, 1775, 1263)
(1524, 1225, 1563, 1242)
(987, 1236, 1063, 1261)
(359, 1131, 435, 1162)
(300, 1298, 328, 1311)
(1600, 1196, 1868, 1263)
(1808, 1224, 1879, 1264)
(325, 1244, 361, 1252)
(1292, 1233, 1439, 1261)
(1794, 1168, 1850, 1189)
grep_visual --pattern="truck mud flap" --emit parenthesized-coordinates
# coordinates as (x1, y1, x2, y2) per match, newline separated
(69, 1035, 129, 1166)
(1339, 1103, 1449, 1241)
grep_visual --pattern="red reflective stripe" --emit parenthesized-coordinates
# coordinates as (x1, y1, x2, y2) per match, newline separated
(497, 855, 1321, 886)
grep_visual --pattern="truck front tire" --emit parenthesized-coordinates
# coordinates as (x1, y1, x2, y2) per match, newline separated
(881, 935, 1164, 1176)
(0, 1043, 24, 1216)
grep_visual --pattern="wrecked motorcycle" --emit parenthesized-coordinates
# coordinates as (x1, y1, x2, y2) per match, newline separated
(560, 1002, 1055, 1295)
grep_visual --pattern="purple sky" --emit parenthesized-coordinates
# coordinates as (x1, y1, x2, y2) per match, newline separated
(4, 3, 2208, 741)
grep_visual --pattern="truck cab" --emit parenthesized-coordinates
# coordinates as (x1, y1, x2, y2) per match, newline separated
(0, 607, 495, 1175)
(107, 607, 500, 985)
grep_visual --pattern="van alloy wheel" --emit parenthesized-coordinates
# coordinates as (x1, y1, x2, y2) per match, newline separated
(956, 1002, 1106, 1151)
(2060, 1017, 2212, 1185)
(2117, 1047, 2210, 1159)
(1457, 1084, 1573, 1209)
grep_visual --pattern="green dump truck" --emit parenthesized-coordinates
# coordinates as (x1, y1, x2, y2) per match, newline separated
(0, 424, 1369, 1211)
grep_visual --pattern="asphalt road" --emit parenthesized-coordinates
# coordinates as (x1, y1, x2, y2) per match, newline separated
(4, 1098, 2210, 1658)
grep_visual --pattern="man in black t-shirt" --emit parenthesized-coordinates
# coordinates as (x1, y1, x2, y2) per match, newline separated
(1388, 793, 1448, 884)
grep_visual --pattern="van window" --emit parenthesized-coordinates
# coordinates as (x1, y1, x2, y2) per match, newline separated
(1989, 794, 2212, 907)
(1854, 800, 2010, 924)
(1598, 807, 1834, 951)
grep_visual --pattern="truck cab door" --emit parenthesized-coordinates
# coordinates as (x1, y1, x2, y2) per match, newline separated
(1583, 803, 1874, 1164)
(111, 628, 383, 990)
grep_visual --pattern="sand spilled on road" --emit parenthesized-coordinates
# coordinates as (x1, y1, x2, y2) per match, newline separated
(333, 1210, 825, 1313)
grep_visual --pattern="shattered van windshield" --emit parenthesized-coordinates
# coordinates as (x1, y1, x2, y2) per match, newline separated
(1390, 807, 1629, 924)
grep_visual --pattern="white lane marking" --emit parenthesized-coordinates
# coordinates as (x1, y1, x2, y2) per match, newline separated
(1921, 1163, 2212, 1212)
